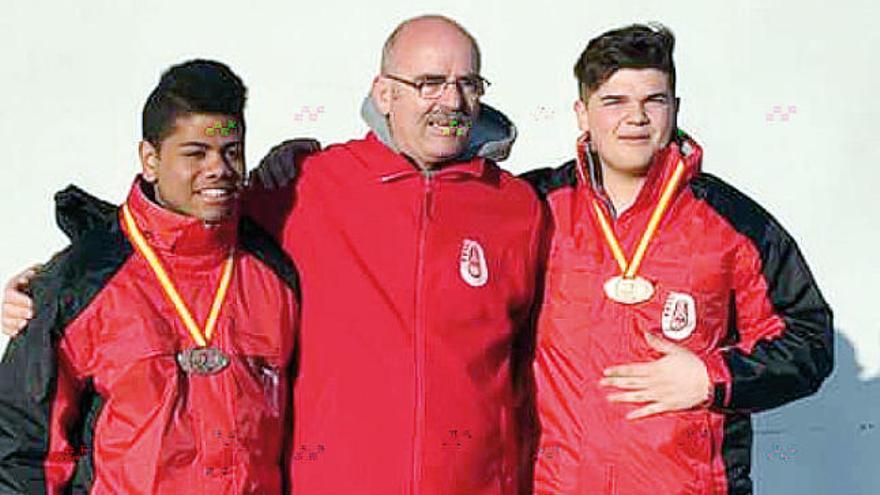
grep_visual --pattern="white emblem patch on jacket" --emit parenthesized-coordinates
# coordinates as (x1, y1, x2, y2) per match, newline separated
(661, 292, 697, 340)
(459, 239, 488, 287)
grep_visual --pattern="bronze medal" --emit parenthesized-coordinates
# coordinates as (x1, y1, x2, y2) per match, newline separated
(603, 275, 655, 305)
(176, 347, 230, 375)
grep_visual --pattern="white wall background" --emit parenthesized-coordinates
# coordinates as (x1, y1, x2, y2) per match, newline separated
(1, 1, 878, 492)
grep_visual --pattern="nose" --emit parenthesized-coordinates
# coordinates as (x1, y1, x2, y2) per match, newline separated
(437, 80, 465, 109)
(203, 151, 237, 180)
(626, 102, 650, 126)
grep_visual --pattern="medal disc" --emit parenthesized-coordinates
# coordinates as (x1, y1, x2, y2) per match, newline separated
(177, 347, 230, 375)
(603, 275, 654, 305)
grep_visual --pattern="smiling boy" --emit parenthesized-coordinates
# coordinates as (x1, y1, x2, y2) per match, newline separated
(0, 60, 300, 494)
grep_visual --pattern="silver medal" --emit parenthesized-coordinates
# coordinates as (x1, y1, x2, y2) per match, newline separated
(177, 347, 230, 375)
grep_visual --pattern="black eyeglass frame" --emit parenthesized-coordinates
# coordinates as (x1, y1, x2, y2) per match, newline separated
(382, 73, 491, 99)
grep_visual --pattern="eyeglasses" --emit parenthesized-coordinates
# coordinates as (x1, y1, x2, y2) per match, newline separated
(383, 74, 490, 100)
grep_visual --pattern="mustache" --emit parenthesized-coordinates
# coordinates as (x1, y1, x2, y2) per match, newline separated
(425, 110, 474, 127)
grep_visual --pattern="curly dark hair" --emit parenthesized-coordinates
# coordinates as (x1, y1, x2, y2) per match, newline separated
(142, 59, 247, 147)
(574, 23, 676, 100)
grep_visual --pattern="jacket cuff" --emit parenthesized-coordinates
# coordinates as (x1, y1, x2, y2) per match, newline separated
(702, 350, 732, 410)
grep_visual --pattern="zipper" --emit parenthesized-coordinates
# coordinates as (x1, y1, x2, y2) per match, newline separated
(411, 169, 434, 494)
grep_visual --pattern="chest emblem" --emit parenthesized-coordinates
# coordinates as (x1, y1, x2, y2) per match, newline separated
(661, 291, 697, 340)
(459, 239, 489, 287)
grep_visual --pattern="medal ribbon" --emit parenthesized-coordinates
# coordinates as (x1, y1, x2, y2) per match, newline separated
(584, 157, 686, 279)
(122, 204, 234, 347)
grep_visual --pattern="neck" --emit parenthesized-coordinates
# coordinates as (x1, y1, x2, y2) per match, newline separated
(601, 162, 648, 213)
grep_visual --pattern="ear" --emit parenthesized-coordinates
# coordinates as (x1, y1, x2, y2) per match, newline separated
(672, 96, 681, 130)
(371, 75, 392, 116)
(139, 140, 160, 183)
(574, 98, 590, 134)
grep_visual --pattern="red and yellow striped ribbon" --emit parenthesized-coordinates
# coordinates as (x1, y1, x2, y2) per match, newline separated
(121, 204, 234, 347)
(589, 159, 686, 279)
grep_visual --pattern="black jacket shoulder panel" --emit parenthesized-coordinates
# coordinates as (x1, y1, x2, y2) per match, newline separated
(690, 173, 788, 253)
(54, 185, 119, 242)
(518, 160, 577, 199)
(3, 193, 131, 396)
(690, 172, 830, 307)
(238, 216, 301, 301)
(689, 172, 833, 412)
(0, 191, 129, 494)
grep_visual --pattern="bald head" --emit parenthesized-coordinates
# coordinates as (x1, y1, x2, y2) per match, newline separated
(381, 15, 481, 74)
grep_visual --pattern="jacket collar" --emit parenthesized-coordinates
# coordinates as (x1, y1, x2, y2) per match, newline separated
(577, 130, 704, 217)
(123, 176, 237, 259)
(349, 132, 488, 183)
(359, 95, 517, 162)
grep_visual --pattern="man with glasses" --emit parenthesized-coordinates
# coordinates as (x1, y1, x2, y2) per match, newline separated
(247, 14, 544, 494)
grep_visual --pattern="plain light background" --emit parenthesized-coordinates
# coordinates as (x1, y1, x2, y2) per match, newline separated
(1, 0, 878, 492)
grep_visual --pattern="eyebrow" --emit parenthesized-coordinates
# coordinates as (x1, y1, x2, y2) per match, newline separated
(178, 140, 243, 149)
(599, 92, 670, 102)
(179, 141, 210, 148)
(645, 92, 670, 100)
(413, 73, 479, 81)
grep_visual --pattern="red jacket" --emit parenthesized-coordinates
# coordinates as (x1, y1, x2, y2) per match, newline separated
(524, 134, 832, 495)
(0, 180, 300, 494)
(248, 132, 544, 495)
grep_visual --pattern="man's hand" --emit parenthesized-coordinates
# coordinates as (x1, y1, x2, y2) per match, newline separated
(599, 332, 711, 420)
(250, 138, 321, 189)
(2, 265, 40, 337)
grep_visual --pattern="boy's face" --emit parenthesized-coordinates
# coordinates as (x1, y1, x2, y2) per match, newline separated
(574, 68, 677, 175)
(139, 113, 245, 223)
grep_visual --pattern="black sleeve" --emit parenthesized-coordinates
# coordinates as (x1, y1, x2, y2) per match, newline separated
(0, 249, 74, 494)
(693, 174, 834, 413)
(0, 194, 131, 493)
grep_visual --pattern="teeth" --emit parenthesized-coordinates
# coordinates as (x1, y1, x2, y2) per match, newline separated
(201, 189, 230, 198)
(438, 125, 469, 137)
(427, 114, 473, 129)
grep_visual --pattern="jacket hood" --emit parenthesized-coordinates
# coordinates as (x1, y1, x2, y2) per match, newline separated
(54, 184, 119, 242)
(55, 178, 238, 258)
(359, 95, 517, 163)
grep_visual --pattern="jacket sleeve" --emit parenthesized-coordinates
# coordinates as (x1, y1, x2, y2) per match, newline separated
(0, 255, 90, 494)
(700, 188, 833, 414)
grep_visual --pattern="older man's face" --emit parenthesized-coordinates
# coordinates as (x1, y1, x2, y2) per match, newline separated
(374, 21, 481, 169)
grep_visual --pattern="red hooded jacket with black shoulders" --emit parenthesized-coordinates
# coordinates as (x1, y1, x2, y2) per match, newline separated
(522, 133, 833, 495)
(0, 180, 300, 494)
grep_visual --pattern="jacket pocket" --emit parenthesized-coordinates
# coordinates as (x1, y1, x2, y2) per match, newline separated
(239, 355, 284, 418)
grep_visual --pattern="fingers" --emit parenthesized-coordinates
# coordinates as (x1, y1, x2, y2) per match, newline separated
(2, 265, 40, 336)
(2, 289, 34, 337)
(254, 147, 282, 189)
(626, 402, 668, 420)
(644, 331, 681, 354)
(607, 390, 653, 403)
(268, 152, 290, 189)
(603, 363, 653, 378)
(255, 138, 321, 190)
(254, 164, 274, 189)
(1, 313, 29, 336)
(598, 376, 648, 390)
(7, 265, 40, 290)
